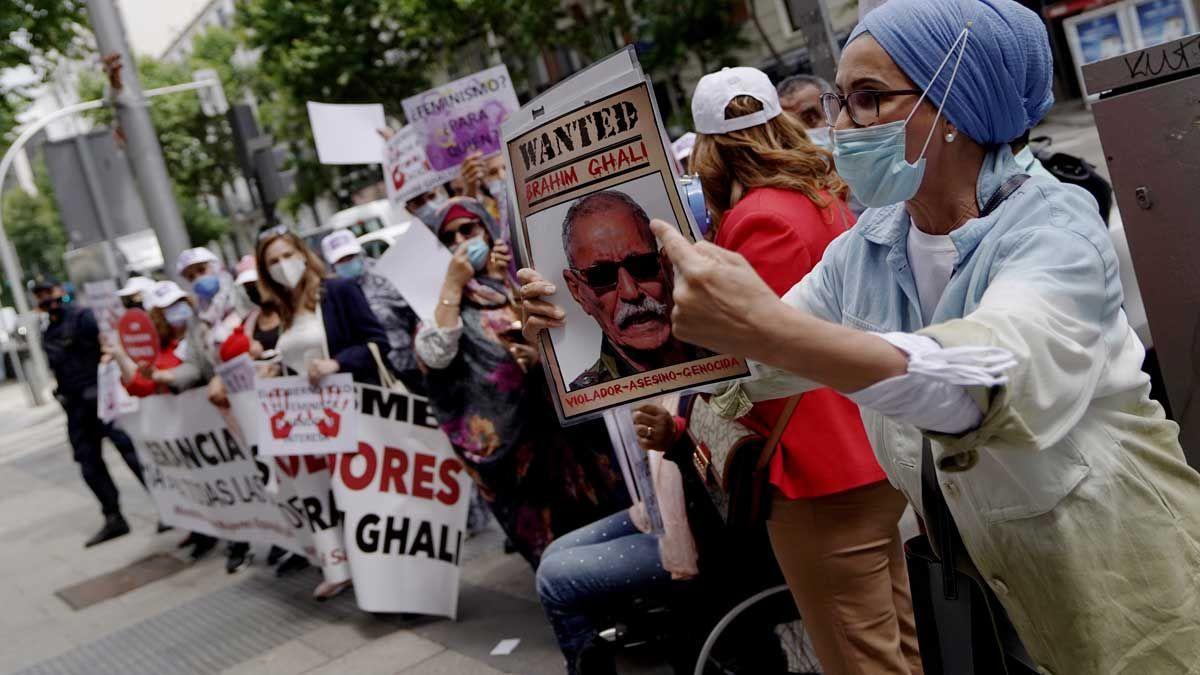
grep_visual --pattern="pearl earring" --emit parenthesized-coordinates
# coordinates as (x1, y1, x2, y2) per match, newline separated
(945, 130, 957, 143)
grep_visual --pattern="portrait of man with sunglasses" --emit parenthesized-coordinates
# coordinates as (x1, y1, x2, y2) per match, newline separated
(561, 190, 709, 390)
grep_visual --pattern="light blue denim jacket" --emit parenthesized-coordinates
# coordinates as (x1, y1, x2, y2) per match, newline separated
(722, 147, 1200, 674)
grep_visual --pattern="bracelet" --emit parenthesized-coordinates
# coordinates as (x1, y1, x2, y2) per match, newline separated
(440, 297, 460, 307)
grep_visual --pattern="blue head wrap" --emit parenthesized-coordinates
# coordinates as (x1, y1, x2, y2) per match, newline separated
(849, 0, 1054, 145)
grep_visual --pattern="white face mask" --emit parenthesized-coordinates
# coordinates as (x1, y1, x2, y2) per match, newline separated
(269, 256, 307, 289)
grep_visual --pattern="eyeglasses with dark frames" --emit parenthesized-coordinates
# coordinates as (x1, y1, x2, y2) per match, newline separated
(438, 220, 483, 247)
(820, 89, 924, 127)
(573, 252, 664, 292)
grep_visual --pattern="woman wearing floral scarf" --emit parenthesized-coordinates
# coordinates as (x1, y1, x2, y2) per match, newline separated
(414, 197, 629, 566)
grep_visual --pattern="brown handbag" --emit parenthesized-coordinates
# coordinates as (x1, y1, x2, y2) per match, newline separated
(685, 394, 802, 528)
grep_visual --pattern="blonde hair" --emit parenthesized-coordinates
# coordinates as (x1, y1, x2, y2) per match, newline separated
(255, 232, 327, 328)
(690, 96, 847, 227)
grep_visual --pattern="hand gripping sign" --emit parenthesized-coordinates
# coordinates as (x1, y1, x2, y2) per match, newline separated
(255, 375, 358, 457)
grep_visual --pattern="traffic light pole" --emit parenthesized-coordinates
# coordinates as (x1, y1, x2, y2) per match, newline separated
(85, 0, 191, 281)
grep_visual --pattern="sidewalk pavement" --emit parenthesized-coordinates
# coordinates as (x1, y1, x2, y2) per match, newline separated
(0, 381, 670, 675)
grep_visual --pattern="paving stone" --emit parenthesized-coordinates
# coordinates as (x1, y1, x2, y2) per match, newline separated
(301, 630, 443, 675)
(219, 640, 328, 675)
(398, 650, 506, 675)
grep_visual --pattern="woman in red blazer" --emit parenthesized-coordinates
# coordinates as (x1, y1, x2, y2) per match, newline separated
(635, 73, 922, 675)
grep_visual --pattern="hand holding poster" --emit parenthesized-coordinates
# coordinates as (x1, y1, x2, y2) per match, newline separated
(402, 65, 519, 184)
(331, 384, 468, 616)
(255, 375, 358, 457)
(501, 50, 750, 423)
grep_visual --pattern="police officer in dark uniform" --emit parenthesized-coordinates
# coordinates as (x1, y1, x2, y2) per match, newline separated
(33, 279, 147, 547)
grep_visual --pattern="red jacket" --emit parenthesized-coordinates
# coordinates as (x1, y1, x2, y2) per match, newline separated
(125, 338, 184, 398)
(714, 187, 885, 499)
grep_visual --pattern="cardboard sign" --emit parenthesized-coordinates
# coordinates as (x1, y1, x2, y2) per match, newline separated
(382, 125, 444, 208)
(117, 388, 308, 556)
(306, 102, 387, 165)
(402, 64, 519, 184)
(118, 309, 160, 367)
(501, 51, 750, 424)
(331, 384, 469, 616)
(216, 354, 257, 395)
(255, 375, 358, 457)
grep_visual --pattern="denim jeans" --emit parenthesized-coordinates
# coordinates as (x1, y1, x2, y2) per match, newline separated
(536, 510, 672, 674)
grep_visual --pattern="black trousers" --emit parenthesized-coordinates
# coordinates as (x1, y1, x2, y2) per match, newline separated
(64, 395, 145, 516)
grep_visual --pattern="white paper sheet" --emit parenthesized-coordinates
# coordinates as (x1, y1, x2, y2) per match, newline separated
(490, 639, 521, 656)
(371, 221, 454, 322)
(306, 102, 387, 165)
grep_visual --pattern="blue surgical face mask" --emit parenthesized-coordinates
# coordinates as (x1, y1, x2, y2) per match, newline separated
(832, 27, 970, 208)
(461, 236, 491, 272)
(192, 274, 220, 301)
(164, 302, 194, 328)
(334, 256, 365, 279)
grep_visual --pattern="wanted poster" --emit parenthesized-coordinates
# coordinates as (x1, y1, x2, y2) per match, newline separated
(502, 58, 750, 423)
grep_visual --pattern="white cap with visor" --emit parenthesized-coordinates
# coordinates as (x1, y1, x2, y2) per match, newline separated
(691, 67, 782, 134)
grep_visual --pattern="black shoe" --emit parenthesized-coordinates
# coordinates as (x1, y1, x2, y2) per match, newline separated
(275, 554, 310, 577)
(574, 636, 618, 675)
(503, 538, 518, 555)
(156, 521, 173, 534)
(84, 514, 130, 548)
(189, 535, 218, 561)
(266, 545, 287, 566)
(225, 544, 251, 574)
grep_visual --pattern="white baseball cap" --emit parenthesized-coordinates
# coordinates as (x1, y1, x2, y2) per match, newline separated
(144, 280, 188, 310)
(175, 246, 219, 275)
(117, 276, 156, 298)
(321, 229, 363, 265)
(234, 267, 258, 286)
(691, 67, 782, 135)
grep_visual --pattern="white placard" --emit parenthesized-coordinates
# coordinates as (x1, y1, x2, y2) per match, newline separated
(306, 102, 387, 165)
(216, 353, 257, 395)
(255, 375, 358, 457)
(330, 384, 469, 616)
(371, 220, 454, 322)
(97, 361, 138, 422)
(383, 125, 444, 208)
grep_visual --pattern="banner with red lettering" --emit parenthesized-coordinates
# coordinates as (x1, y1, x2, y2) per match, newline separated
(501, 50, 750, 424)
(330, 384, 469, 617)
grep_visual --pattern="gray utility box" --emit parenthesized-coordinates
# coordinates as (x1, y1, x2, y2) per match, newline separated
(1085, 33, 1200, 469)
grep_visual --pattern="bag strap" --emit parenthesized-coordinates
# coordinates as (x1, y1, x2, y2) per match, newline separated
(366, 342, 407, 393)
(754, 395, 802, 472)
(980, 174, 1030, 218)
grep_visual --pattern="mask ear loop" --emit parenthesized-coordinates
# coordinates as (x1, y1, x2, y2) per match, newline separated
(905, 24, 973, 159)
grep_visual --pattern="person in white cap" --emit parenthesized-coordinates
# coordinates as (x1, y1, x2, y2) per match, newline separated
(320, 229, 423, 392)
(175, 247, 247, 360)
(116, 275, 156, 310)
(519, 66, 920, 674)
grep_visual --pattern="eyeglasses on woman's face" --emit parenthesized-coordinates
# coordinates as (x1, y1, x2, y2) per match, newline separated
(820, 89, 924, 127)
(438, 219, 484, 247)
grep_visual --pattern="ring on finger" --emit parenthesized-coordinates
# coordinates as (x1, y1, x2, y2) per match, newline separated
(638, 425, 650, 438)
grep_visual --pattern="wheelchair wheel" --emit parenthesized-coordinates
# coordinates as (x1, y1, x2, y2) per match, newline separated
(693, 584, 822, 675)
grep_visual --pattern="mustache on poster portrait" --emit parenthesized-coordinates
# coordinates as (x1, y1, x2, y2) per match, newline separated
(615, 295, 669, 329)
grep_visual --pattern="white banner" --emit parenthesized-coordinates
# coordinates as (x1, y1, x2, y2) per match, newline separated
(272, 453, 350, 583)
(117, 388, 307, 555)
(255, 375, 358, 457)
(331, 384, 469, 616)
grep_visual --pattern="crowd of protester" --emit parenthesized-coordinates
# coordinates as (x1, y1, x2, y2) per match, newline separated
(31, 0, 1200, 673)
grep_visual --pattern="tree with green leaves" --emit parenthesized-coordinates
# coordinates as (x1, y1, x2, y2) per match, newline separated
(1, 0, 90, 141)
(1, 160, 67, 289)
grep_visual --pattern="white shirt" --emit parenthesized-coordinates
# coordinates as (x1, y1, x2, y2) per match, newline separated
(906, 224, 958, 324)
(277, 309, 327, 375)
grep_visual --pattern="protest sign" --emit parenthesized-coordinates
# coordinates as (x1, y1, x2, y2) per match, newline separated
(118, 388, 306, 554)
(97, 360, 137, 422)
(604, 406, 662, 534)
(216, 354, 257, 395)
(402, 65, 519, 184)
(372, 220, 454, 321)
(84, 280, 123, 346)
(382, 125, 443, 209)
(273, 452, 350, 583)
(117, 309, 159, 367)
(255, 375, 358, 457)
(306, 102, 387, 165)
(501, 51, 750, 423)
(331, 384, 468, 616)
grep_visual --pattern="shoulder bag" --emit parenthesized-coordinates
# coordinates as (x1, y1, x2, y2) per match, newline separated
(685, 394, 801, 528)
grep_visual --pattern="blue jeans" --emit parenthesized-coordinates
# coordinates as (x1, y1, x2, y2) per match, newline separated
(535, 510, 672, 673)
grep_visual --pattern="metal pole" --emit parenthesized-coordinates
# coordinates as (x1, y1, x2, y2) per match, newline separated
(785, 0, 841, 83)
(85, 0, 191, 281)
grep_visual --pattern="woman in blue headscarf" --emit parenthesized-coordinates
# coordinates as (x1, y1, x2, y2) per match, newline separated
(519, 0, 1200, 672)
